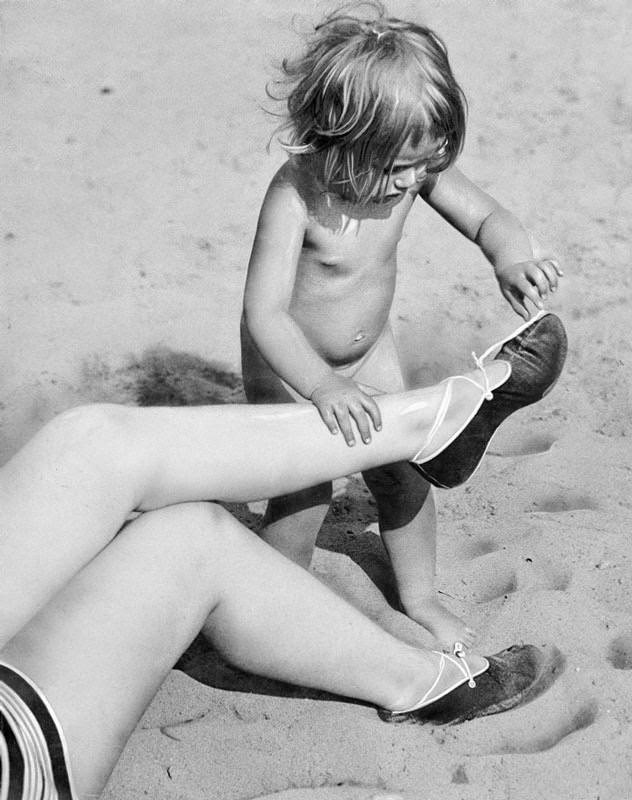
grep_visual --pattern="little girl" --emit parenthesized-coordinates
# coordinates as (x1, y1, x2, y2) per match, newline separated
(240, 2, 563, 650)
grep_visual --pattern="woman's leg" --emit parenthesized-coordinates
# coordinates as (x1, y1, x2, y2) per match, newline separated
(0, 361, 508, 646)
(119, 360, 510, 509)
(0, 501, 466, 798)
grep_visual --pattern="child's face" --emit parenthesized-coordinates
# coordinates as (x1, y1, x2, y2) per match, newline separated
(381, 137, 446, 199)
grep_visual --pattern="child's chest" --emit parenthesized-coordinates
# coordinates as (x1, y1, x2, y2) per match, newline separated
(302, 194, 415, 274)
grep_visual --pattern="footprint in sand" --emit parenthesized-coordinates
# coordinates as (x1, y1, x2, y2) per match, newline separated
(491, 700, 598, 754)
(463, 554, 570, 602)
(515, 558, 571, 592)
(489, 432, 557, 458)
(477, 570, 518, 602)
(607, 633, 632, 669)
(460, 537, 500, 559)
(464, 563, 517, 603)
(530, 491, 599, 513)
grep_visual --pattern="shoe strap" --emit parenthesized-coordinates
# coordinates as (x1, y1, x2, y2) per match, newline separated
(469, 309, 547, 402)
(421, 379, 453, 456)
(467, 354, 494, 401)
(452, 642, 477, 688)
(412, 371, 489, 463)
(413, 311, 547, 464)
(416, 645, 479, 706)
(428, 645, 478, 692)
(473, 309, 547, 367)
(395, 646, 479, 713)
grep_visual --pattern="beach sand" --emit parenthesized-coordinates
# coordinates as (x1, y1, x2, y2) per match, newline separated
(2, 1, 632, 797)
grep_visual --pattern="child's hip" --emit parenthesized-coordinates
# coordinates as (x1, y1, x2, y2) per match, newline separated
(241, 319, 405, 404)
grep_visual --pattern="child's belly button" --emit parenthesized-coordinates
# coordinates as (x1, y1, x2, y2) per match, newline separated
(352, 331, 366, 343)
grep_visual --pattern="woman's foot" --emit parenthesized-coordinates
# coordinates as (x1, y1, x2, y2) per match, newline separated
(410, 360, 511, 464)
(404, 596, 476, 651)
(380, 643, 565, 723)
(414, 312, 568, 488)
(388, 647, 489, 715)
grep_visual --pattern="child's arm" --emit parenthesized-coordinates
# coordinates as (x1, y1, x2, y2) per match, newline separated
(421, 167, 563, 319)
(243, 174, 381, 446)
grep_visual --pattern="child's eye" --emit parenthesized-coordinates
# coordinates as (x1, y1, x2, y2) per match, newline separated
(387, 162, 424, 175)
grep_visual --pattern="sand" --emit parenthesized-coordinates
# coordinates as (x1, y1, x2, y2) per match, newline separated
(2, 0, 632, 798)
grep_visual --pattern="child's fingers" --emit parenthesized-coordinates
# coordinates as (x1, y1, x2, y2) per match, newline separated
(536, 255, 564, 277)
(349, 406, 373, 445)
(316, 404, 340, 437)
(503, 287, 530, 319)
(537, 259, 561, 290)
(525, 264, 550, 300)
(333, 405, 357, 447)
(516, 274, 544, 311)
(361, 395, 382, 436)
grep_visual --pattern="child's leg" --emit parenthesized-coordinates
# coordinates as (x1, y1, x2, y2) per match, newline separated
(241, 319, 332, 567)
(260, 484, 332, 568)
(363, 463, 473, 649)
(355, 326, 473, 648)
(0, 501, 462, 798)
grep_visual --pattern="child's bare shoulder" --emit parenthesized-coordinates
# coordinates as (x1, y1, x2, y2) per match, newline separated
(256, 162, 310, 237)
(263, 161, 310, 218)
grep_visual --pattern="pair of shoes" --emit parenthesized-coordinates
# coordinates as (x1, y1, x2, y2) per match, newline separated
(391, 643, 489, 715)
(378, 643, 565, 725)
(411, 311, 567, 489)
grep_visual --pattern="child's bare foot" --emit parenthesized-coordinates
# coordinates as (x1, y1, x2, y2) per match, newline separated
(403, 595, 476, 651)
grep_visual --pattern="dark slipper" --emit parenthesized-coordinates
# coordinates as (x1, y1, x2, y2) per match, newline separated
(377, 643, 565, 725)
(413, 312, 567, 489)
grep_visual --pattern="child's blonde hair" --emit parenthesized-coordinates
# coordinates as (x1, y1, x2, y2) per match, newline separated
(272, 2, 467, 204)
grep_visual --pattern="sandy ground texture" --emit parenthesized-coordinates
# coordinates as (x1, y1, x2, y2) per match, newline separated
(2, 0, 632, 798)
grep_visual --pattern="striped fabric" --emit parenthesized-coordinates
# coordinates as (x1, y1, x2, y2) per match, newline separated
(0, 662, 76, 800)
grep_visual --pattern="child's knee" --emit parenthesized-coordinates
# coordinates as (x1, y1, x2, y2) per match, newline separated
(363, 463, 431, 530)
(264, 482, 332, 525)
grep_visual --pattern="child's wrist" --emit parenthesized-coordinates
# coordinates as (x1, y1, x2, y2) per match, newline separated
(306, 371, 336, 400)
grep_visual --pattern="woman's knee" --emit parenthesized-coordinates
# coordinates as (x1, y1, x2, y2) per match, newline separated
(153, 500, 232, 532)
(48, 403, 132, 443)
(44, 403, 142, 477)
(140, 501, 251, 565)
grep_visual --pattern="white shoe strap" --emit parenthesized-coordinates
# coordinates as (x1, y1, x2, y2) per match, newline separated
(474, 309, 547, 366)
(470, 309, 546, 402)
(452, 642, 477, 688)
(418, 647, 477, 707)
(422, 379, 453, 453)
(468, 353, 494, 401)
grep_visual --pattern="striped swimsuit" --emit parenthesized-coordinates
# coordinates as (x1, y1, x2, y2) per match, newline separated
(0, 662, 76, 800)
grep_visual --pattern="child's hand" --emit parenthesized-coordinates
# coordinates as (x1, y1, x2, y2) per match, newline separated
(495, 257, 563, 320)
(309, 374, 382, 446)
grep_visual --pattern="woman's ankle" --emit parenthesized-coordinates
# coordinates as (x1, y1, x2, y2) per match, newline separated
(382, 647, 439, 712)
